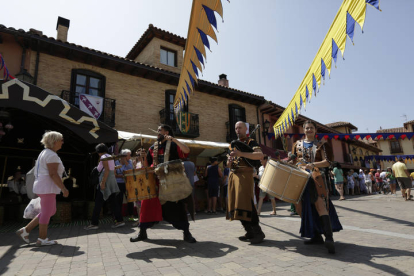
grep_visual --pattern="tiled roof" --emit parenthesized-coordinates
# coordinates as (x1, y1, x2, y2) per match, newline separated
(0, 24, 265, 102)
(325, 121, 358, 130)
(376, 127, 407, 133)
(126, 24, 186, 60)
(403, 120, 414, 126)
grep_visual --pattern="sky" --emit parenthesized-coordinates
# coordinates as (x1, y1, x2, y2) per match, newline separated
(2, 0, 413, 133)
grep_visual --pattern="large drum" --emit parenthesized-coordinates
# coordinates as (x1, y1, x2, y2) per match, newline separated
(124, 168, 157, 202)
(154, 160, 193, 203)
(259, 159, 311, 204)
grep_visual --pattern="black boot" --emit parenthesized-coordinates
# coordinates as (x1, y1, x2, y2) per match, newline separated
(130, 229, 147, 242)
(320, 215, 335, 254)
(239, 222, 254, 242)
(183, 231, 197, 243)
(303, 233, 324, 245)
(249, 225, 265, 245)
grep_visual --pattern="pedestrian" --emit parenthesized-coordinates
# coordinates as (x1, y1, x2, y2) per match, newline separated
(183, 158, 196, 216)
(364, 170, 372, 194)
(114, 149, 133, 223)
(392, 158, 412, 201)
(256, 154, 277, 216)
(375, 169, 383, 194)
(16, 131, 68, 246)
(369, 169, 377, 194)
(205, 157, 222, 214)
(352, 170, 360, 195)
(85, 143, 122, 230)
(347, 171, 355, 196)
(222, 162, 230, 212)
(386, 167, 397, 196)
(358, 169, 367, 194)
(332, 163, 345, 200)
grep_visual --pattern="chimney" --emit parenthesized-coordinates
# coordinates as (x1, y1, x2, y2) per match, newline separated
(56, 16, 70, 42)
(218, 74, 229, 87)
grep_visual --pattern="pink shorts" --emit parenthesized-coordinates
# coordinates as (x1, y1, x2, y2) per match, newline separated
(37, 194, 57, 224)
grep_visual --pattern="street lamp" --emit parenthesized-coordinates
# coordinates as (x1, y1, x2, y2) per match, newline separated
(262, 119, 271, 146)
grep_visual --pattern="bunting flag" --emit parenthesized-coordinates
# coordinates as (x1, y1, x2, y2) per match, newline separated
(173, 0, 225, 130)
(273, 0, 380, 137)
(266, 132, 414, 141)
(365, 155, 414, 162)
(0, 54, 15, 80)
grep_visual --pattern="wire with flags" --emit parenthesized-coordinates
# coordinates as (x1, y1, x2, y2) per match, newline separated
(273, 0, 381, 138)
(173, 0, 226, 131)
(0, 54, 15, 80)
(267, 132, 414, 141)
(365, 155, 414, 163)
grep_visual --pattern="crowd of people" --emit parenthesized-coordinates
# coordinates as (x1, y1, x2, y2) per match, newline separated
(330, 159, 413, 201)
(13, 122, 413, 255)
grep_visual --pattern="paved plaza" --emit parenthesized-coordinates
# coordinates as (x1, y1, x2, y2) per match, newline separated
(0, 191, 413, 276)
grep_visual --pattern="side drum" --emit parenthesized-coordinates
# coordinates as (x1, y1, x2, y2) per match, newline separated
(124, 168, 157, 202)
(155, 160, 193, 203)
(259, 159, 310, 204)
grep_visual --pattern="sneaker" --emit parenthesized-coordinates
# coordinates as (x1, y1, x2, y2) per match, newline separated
(84, 225, 99, 230)
(111, 222, 125, 228)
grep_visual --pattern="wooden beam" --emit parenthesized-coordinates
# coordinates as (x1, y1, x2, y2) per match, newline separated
(115, 63, 123, 72)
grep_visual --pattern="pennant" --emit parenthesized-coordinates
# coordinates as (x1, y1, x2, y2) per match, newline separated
(193, 46, 205, 66)
(366, 0, 380, 10)
(197, 28, 210, 50)
(202, 5, 218, 30)
(346, 12, 356, 44)
(187, 70, 195, 88)
(312, 74, 317, 95)
(190, 60, 199, 77)
(306, 86, 309, 102)
(321, 58, 326, 81)
(332, 39, 339, 65)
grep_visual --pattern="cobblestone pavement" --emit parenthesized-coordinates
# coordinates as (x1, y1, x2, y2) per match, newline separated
(1, 190, 413, 276)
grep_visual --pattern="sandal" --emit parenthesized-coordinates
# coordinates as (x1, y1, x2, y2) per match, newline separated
(16, 227, 30, 244)
(270, 212, 277, 216)
(36, 238, 58, 247)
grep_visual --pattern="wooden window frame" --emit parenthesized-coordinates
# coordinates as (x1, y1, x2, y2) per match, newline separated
(70, 69, 106, 98)
(160, 47, 177, 67)
(389, 139, 403, 154)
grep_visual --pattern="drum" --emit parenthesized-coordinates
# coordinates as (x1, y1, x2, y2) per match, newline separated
(124, 168, 157, 202)
(154, 160, 193, 203)
(259, 159, 311, 204)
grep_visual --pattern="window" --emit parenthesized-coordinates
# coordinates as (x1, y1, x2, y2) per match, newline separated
(160, 48, 177, 67)
(70, 69, 105, 105)
(390, 139, 403, 154)
(164, 90, 187, 123)
(228, 104, 246, 141)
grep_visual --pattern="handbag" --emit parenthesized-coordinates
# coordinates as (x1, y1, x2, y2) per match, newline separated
(23, 197, 41, 219)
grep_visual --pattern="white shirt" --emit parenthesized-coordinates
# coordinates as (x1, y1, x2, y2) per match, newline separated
(258, 166, 265, 179)
(33, 149, 65, 195)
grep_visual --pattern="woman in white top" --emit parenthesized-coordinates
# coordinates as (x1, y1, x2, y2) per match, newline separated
(16, 131, 69, 246)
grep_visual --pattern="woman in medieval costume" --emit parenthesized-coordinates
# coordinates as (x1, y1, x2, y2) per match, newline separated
(292, 120, 342, 254)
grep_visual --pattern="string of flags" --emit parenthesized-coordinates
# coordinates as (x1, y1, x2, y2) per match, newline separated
(273, 0, 381, 137)
(173, 0, 225, 126)
(0, 54, 15, 80)
(267, 132, 414, 141)
(365, 155, 414, 163)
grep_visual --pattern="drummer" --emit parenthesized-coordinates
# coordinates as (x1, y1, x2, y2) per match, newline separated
(292, 120, 342, 254)
(130, 124, 196, 243)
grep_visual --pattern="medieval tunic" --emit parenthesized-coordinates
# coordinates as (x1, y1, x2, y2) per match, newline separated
(292, 140, 342, 238)
(227, 139, 261, 222)
(139, 141, 188, 224)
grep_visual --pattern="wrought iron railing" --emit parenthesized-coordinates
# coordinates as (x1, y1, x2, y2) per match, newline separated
(60, 90, 116, 127)
(159, 109, 199, 138)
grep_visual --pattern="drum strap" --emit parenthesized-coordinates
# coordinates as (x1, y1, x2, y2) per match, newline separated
(153, 140, 172, 166)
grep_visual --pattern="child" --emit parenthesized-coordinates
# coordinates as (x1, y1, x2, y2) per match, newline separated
(347, 171, 355, 196)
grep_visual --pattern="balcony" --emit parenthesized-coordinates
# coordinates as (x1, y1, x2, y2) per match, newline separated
(61, 90, 116, 127)
(159, 109, 199, 138)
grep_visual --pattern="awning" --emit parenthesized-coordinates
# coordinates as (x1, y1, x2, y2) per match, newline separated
(0, 79, 118, 144)
(118, 130, 229, 149)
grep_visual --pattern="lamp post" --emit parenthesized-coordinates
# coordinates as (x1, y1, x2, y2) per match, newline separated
(262, 119, 271, 146)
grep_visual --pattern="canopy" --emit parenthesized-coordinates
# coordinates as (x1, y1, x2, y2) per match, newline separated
(118, 130, 229, 149)
(273, 0, 380, 137)
(0, 79, 118, 144)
